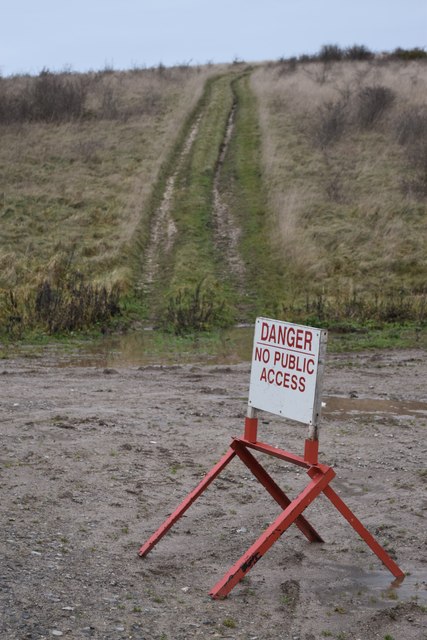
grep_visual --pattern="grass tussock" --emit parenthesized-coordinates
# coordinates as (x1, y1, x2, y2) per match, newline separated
(1, 253, 121, 338)
(162, 278, 233, 335)
(33, 272, 120, 335)
(252, 57, 427, 322)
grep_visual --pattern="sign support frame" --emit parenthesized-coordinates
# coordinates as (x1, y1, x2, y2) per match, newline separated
(139, 418, 404, 598)
(138, 319, 405, 598)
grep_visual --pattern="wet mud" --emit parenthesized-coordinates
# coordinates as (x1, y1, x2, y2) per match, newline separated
(1, 348, 426, 639)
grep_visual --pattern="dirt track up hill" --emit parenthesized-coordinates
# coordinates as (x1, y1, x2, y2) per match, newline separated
(134, 70, 274, 325)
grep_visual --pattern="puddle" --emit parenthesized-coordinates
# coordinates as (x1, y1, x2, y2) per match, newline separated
(15, 328, 427, 422)
(323, 396, 427, 419)
(57, 325, 255, 368)
(318, 564, 427, 606)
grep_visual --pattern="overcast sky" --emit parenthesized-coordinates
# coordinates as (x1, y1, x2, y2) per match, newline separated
(1, 0, 426, 76)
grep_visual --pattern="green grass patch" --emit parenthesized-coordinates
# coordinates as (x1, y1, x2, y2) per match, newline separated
(221, 72, 284, 316)
(162, 278, 234, 334)
(328, 323, 427, 352)
(163, 74, 235, 288)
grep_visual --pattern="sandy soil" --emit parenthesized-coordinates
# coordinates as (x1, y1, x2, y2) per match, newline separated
(1, 348, 427, 639)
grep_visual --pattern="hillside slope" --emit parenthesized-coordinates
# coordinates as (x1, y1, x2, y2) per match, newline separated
(252, 59, 427, 325)
(0, 59, 426, 336)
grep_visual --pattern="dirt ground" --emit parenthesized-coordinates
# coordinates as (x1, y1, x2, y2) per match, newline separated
(1, 346, 426, 640)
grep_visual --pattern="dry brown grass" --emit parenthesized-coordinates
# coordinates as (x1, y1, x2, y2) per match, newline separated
(252, 59, 427, 311)
(0, 65, 221, 293)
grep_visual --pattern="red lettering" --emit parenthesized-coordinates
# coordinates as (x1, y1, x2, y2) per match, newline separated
(304, 331, 313, 352)
(307, 359, 315, 375)
(261, 322, 269, 341)
(255, 347, 270, 363)
(262, 348, 270, 363)
(259, 365, 307, 394)
(277, 324, 286, 345)
(269, 324, 276, 343)
(259, 322, 314, 354)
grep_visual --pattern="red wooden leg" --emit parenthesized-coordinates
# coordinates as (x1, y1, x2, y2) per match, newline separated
(209, 467, 335, 599)
(322, 485, 405, 579)
(139, 447, 236, 557)
(232, 440, 323, 542)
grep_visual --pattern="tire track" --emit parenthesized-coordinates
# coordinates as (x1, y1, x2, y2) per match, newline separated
(139, 73, 248, 322)
(212, 100, 246, 289)
(139, 115, 202, 294)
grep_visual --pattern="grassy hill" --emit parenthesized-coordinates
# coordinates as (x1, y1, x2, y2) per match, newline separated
(252, 58, 427, 326)
(0, 54, 426, 339)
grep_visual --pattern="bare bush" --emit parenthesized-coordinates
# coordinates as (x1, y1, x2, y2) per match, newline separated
(344, 45, 374, 61)
(309, 44, 374, 63)
(34, 272, 121, 333)
(276, 57, 298, 76)
(356, 85, 395, 128)
(31, 69, 87, 122)
(318, 44, 344, 62)
(100, 85, 119, 119)
(0, 68, 169, 125)
(0, 82, 29, 123)
(0, 69, 87, 124)
(313, 98, 349, 147)
(392, 47, 427, 61)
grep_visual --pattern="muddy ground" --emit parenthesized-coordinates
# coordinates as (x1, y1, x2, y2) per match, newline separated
(1, 347, 426, 639)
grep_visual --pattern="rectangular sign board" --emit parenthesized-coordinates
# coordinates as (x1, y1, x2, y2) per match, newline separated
(248, 317, 327, 426)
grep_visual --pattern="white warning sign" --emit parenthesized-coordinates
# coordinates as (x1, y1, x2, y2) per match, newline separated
(248, 317, 327, 425)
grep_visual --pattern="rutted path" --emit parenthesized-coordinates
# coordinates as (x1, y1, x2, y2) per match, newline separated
(139, 115, 202, 294)
(137, 71, 261, 325)
(212, 100, 247, 288)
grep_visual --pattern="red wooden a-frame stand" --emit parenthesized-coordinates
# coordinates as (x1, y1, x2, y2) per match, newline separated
(138, 319, 404, 598)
